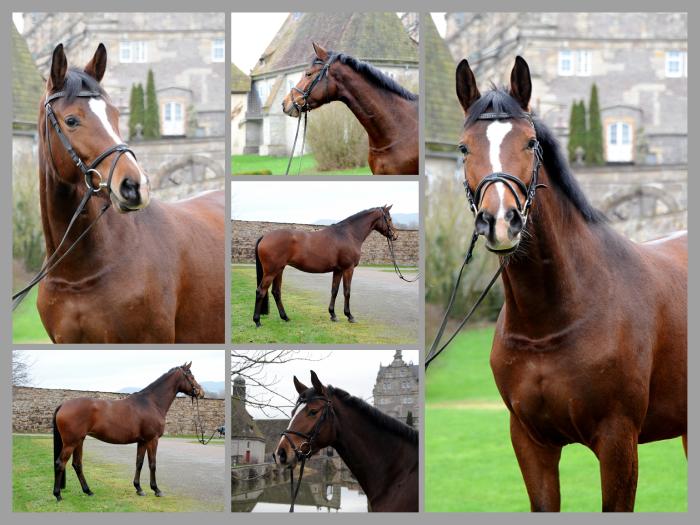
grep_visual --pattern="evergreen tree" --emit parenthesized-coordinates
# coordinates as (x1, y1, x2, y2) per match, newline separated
(143, 69, 160, 139)
(567, 100, 587, 163)
(128, 83, 145, 140)
(587, 83, 605, 165)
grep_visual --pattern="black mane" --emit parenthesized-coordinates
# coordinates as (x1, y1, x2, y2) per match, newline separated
(332, 207, 381, 226)
(59, 68, 106, 102)
(315, 51, 417, 101)
(465, 86, 605, 223)
(130, 367, 179, 396)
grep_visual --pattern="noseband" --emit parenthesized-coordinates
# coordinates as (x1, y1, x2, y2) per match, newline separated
(425, 111, 545, 369)
(278, 395, 334, 512)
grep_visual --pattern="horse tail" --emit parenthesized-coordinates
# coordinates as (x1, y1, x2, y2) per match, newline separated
(53, 405, 66, 489)
(255, 236, 269, 315)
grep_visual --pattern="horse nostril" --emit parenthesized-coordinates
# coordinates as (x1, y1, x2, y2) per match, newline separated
(277, 448, 287, 464)
(120, 178, 140, 205)
(475, 210, 494, 237)
(506, 208, 523, 236)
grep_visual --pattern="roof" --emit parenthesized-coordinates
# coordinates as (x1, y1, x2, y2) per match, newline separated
(252, 12, 418, 77)
(231, 62, 251, 93)
(231, 397, 265, 441)
(256, 419, 290, 455)
(12, 23, 44, 130)
(424, 15, 464, 149)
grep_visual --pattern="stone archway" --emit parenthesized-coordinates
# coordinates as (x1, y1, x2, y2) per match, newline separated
(601, 185, 680, 221)
(153, 154, 225, 189)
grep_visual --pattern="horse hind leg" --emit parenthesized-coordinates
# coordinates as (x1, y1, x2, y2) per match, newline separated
(328, 270, 341, 322)
(133, 441, 147, 496)
(146, 439, 163, 497)
(53, 444, 75, 502)
(253, 273, 275, 327)
(272, 272, 290, 322)
(72, 439, 93, 496)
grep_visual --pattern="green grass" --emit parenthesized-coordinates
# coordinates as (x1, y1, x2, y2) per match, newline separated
(425, 326, 687, 512)
(12, 286, 51, 343)
(12, 435, 205, 512)
(231, 264, 412, 344)
(232, 154, 371, 175)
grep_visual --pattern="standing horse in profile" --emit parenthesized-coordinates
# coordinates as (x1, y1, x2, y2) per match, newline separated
(252, 205, 398, 327)
(282, 43, 418, 175)
(32, 43, 224, 343)
(275, 371, 418, 512)
(52, 362, 204, 501)
(454, 56, 686, 511)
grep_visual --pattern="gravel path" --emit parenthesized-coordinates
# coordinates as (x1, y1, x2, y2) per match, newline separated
(282, 266, 419, 340)
(83, 436, 224, 510)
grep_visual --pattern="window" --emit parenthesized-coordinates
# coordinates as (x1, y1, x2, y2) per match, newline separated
(162, 101, 184, 136)
(665, 51, 687, 78)
(119, 41, 147, 63)
(211, 38, 225, 63)
(558, 50, 592, 77)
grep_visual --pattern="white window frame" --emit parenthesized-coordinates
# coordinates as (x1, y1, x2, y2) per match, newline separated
(558, 49, 592, 77)
(665, 51, 687, 78)
(119, 41, 147, 63)
(558, 50, 573, 76)
(575, 50, 591, 76)
(211, 38, 225, 63)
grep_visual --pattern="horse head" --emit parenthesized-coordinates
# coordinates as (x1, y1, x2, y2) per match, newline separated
(282, 42, 340, 118)
(178, 362, 204, 399)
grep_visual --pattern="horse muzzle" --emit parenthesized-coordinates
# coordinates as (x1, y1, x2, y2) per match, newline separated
(110, 174, 151, 213)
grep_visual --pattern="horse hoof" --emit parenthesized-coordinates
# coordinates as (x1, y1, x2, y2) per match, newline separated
(282, 316, 290, 322)
(330, 317, 338, 322)
(85, 490, 94, 496)
(54, 495, 62, 502)
(254, 322, 262, 328)
(154, 491, 164, 497)
(136, 491, 145, 496)
(348, 318, 357, 324)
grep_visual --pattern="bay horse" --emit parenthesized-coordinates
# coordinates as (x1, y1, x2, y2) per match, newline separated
(453, 56, 687, 511)
(282, 42, 418, 175)
(275, 371, 418, 512)
(34, 43, 224, 343)
(52, 362, 204, 501)
(253, 205, 398, 326)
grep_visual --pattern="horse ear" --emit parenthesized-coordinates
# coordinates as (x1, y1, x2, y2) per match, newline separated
(312, 42, 329, 61)
(84, 43, 107, 83)
(49, 43, 68, 92)
(456, 58, 480, 115)
(386, 204, 393, 211)
(293, 376, 308, 395)
(310, 370, 325, 394)
(509, 56, 532, 110)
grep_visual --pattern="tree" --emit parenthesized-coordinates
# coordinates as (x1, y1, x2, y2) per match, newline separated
(143, 69, 160, 139)
(567, 99, 587, 163)
(587, 83, 605, 165)
(13, 351, 34, 386)
(128, 83, 145, 140)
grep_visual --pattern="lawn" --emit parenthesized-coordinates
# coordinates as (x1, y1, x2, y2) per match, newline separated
(232, 154, 372, 175)
(12, 286, 51, 343)
(231, 264, 413, 344)
(425, 327, 688, 512)
(12, 435, 204, 512)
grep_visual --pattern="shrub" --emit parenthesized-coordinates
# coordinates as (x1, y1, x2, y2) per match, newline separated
(13, 153, 44, 274)
(587, 83, 605, 165)
(128, 83, 145, 140)
(305, 103, 368, 171)
(143, 70, 160, 139)
(567, 100, 587, 163)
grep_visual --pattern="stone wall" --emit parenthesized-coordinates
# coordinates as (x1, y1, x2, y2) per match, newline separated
(232, 220, 419, 266)
(12, 386, 224, 436)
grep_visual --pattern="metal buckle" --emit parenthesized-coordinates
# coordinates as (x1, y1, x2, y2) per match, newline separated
(85, 169, 106, 193)
(299, 441, 312, 456)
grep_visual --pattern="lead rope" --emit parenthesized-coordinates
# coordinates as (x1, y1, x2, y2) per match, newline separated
(386, 236, 419, 282)
(192, 396, 218, 445)
(289, 455, 307, 512)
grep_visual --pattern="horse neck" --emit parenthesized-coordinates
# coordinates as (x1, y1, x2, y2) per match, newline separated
(342, 210, 380, 243)
(137, 371, 182, 416)
(332, 66, 416, 150)
(329, 394, 414, 506)
(499, 169, 613, 335)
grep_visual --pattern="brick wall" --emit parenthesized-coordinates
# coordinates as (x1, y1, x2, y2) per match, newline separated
(12, 386, 224, 436)
(232, 220, 419, 266)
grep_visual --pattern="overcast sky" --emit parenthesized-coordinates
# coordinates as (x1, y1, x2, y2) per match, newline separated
(231, 180, 418, 223)
(432, 13, 447, 38)
(230, 13, 291, 73)
(232, 350, 418, 420)
(15, 350, 224, 392)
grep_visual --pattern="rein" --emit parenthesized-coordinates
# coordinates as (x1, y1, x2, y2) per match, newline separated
(12, 90, 135, 310)
(381, 210, 419, 283)
(179, 366, 220, 445)
(425, 112, 544, 369)
(285, 56, 337, 175)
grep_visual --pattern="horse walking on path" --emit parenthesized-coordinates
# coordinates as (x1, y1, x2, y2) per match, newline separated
(33, 43, 224, 343)
(52, 362, 204, 501)
(452, 56, 687, 511)
(252, 205, 398, 326)
(275, 371, 418, 512)
(283, 43, 418, 175)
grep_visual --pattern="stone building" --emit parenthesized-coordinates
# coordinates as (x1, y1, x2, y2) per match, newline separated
(372, 350, 419, 426)
(243, 12, 418, 156)
(20, 12, 225, 199)
(12, 23, 44, 163)
(231, 376, 267, 466)
(231, 63, 251, 156)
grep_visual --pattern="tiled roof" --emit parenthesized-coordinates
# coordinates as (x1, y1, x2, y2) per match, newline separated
(252, 12, 418, 77)
(12, 23, 44, 129)
(231, 62, 251, 93)
(231, 397, 265, 440)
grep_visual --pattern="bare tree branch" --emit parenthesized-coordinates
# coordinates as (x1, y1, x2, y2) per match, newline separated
(12, 351, 34, 386)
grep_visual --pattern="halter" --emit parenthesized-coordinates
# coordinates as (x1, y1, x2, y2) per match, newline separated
(278, 394, 334, 512)
(381, 209, 420, 283)
(285, 55, 338, 175)
(425, 111, 545, 369)
(12, 90, 137, 310)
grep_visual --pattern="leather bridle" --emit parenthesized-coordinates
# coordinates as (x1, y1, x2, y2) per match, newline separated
(12, 90, 138, 311)
(425, 111, 545, 369)
(179, 366, 201, 398)
(285, 55, 338, 175)
(277, 394, 334, 512)
(381, 209, 420, 283)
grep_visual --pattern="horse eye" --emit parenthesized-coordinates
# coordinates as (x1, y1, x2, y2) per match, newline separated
(527, 139, 537, 150)
(458, 144, 469, 155)
(64, 116, 79, 128)
(305, 71, 312, 77)
(308, 409, 318, 416)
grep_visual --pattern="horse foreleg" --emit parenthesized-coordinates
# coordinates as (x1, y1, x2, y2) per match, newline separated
(72, 439, 93, 496)
(328, 270, 342, 321)
(510, 414, 562, 511)
(133, 441, 147, 496)
(53, 445, 75, 502)
(146, 439, 163, 497)
(272, 272, 290, 322)
(594, 418, 639, 512)
(342, 267, 356, 323)
(253, 274, 274, 327)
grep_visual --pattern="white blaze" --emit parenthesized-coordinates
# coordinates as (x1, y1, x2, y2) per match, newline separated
(87, 98, 147, 186)
(286, 403, 307, 429)
(486, 121, 513, 219)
